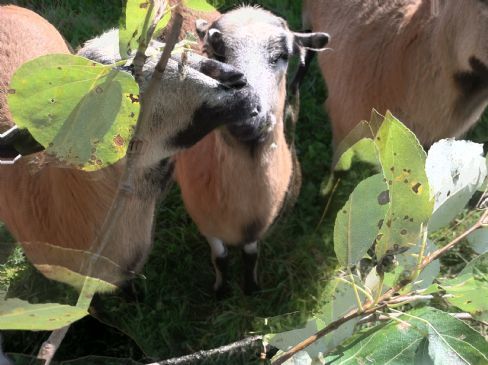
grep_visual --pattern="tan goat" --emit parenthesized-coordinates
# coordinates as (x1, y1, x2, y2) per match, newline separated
(0, 5, 263, 287)
(174, 6, 329, 296)
(303, 0, 488, 146)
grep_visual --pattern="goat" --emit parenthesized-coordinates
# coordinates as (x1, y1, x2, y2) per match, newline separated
(0, 5, 263, 288)
(303, 0, 488, 147)
(174, 6, 329, 296)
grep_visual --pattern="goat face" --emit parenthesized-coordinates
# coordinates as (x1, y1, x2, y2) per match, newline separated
(196, 6, 329, 144)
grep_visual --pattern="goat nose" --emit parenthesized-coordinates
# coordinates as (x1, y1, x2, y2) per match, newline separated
(250, 104, 262, 117)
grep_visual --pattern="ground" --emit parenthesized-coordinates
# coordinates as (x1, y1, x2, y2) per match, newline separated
(0, 0, 486, 364)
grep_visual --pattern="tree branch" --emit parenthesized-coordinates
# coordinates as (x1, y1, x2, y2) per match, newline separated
(147, 336, 262, 365)
(272, 208, 488, 365)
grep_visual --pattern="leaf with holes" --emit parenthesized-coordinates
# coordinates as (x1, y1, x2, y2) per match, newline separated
(325, 307, 488, 365)
(374, 112, 433, 263)
(426, 139, 486, 232)
(0, 298, 87, 330)
(8, 54, 139, 171)
(334, 174, 389, 267)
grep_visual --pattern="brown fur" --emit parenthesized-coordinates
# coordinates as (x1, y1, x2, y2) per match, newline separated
(303, 0, 488, 146)
(175, 78, 292, 245)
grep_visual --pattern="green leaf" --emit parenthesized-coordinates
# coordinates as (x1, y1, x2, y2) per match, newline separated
(334, 174, 389, 267)
(426, 140, 486, 232)
(439, 252, 488, 322)
(440, 274, 488, 322)
(468, 228, 488, 254)
(334, 138, 378, 171)
(119, 0, 168, 59)
(374, 112, 433, 262)
(8, 54, 139, 171)
(184, 0, 216, 12)
(325, 307, 488, 365)
(21, 241, 131, 293)
(0, 298, 87, 330)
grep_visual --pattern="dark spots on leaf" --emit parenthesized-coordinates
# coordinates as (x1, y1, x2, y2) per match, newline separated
(411, 182, 422, 194)
(57, 66, 62, 70)
(376, 136, 381, 141)
(376, 233, 384, 241)
(140, 1, 149, 8)
(400, 229, 408, 235)
(447, 190, 451, 197)
(466, 300, 472, 304)
(91, 147, 96, 153)
(113, 134, 124, 147)
(390, 166, 394, 172)
(128, 93, 140, 103)
(404, 215, 409, 220)
(50, 98, 55, 103)
(96, 159, 102, 165)
(92, 62, 97, 67)
(90, 154, 96, 161)
(386, 219, 392, 228)
(394, 152, 397, 156)
(404, 179, 409, 184)
(377, 219, 384, 229)
(388, 180, 393, 186)
(49, 318, 56, 321)
(48, 142, 54, 147)
(342, 210, 347, 214)
(95, 86, 103, 94)
(7, 88, 15, 94)
(130, 112, 135, 118)
(410, 218, 414, 222)
(377, 190, 390, 205)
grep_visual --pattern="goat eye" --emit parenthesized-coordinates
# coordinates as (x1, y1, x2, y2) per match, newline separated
(270, 52, 288, 65)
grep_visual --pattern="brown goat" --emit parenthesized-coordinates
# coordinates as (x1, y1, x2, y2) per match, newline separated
(0, 5, 263, 288)
(174, 6, 329, 295)
(303, 0, 488, 147)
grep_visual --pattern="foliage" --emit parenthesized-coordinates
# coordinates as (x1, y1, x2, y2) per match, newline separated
(268, 113, 488, 364)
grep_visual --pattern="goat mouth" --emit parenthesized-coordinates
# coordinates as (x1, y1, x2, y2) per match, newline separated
(227, 115, 271, 143)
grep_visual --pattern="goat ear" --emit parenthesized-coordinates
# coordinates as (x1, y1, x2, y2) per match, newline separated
(293, 32, 329, 52)
(195, 19, 209, 39)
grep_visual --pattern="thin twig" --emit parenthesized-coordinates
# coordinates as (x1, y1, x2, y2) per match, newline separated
(148, 336, 262, 365)
(272, 208, 488, 365)
(36, 326, 69, 365)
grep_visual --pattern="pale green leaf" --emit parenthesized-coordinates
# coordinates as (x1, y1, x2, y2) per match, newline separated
(375, 111, 433, 261)
(468, 228, 488, 255)
(0, 298, 87, 330)
(426, 140, 486, 232)
(8, 54, 139, 171)
(334, 174, 389, 267)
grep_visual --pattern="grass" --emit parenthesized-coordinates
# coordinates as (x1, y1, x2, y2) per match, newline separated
(0, 0, 487, 364)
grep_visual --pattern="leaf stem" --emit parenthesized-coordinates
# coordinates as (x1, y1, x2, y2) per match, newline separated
(348, 268, 364, 312)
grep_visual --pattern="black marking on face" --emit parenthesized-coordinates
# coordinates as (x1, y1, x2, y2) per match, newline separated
(454, 56, 488, 98)
(268, 35, 290, 66)
(171, 88, 260, 149)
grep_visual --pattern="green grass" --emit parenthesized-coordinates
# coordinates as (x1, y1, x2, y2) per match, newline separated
(0, 0, 487, 363)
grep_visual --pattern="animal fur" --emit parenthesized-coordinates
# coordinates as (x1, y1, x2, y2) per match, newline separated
(303, 0, 488, 146)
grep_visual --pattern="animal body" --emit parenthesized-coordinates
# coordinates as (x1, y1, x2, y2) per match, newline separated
(174, 6, 329, 295)
(0, 5, 263, 287)
(303, 0, 488, 147)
